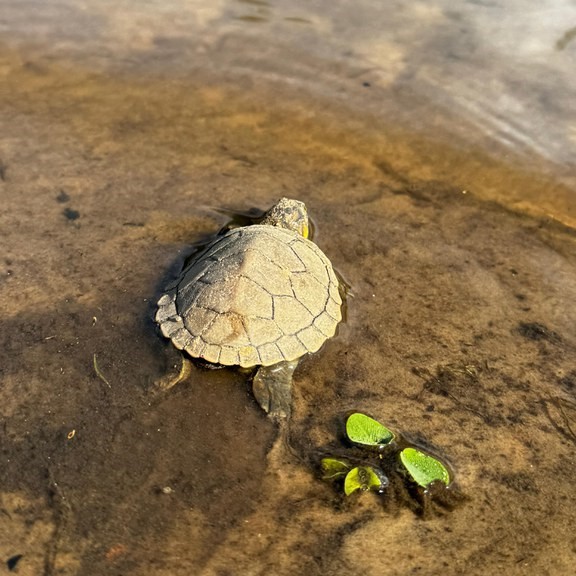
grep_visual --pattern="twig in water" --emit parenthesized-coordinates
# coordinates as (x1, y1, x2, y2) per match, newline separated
(93, 354, 112, 388)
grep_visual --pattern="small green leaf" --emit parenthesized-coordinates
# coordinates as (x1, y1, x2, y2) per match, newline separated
(346, 413, 395, 447)
(344, 466, 388, 496)
(400, 448, 450, 488)
(321, 457, 352, 480)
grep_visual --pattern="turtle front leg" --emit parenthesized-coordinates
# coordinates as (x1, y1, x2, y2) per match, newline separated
(153, 353, 193, 393)
(252, 360, 299, 418)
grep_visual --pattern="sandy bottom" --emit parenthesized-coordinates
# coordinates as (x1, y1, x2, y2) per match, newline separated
(1, 39, 575, 576)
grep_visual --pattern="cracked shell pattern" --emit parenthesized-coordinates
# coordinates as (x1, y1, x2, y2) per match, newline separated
(156, 225, 342, 367)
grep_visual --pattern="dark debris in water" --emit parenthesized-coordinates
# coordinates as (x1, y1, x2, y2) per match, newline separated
(62, 207, 80, 221)
(555, 26, 576, 51)
(542, 396, 576, 444)
(56, 190, 70, 203)
(516, 322, 561, 343)
(6, 554, 23, 572)
(411, 363, 494, 424)
(499, 472, 539, 493)
(558, 370, 576, 393)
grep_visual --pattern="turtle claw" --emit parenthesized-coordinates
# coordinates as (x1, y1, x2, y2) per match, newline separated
(252, 360, 298, 419)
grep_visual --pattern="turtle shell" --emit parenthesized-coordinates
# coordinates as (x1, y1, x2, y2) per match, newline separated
(156, 224, 342, 368)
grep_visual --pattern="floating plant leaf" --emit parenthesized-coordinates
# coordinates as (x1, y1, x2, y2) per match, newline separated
(345, 413, 395, 447)
(321, 457, 352, 480)
(344, 466, 388, 496)
(399, 448, 450, 488)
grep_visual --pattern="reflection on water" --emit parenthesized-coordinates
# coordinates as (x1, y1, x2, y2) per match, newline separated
(0, 1, 575, 575)
(2, 0, 575, 170)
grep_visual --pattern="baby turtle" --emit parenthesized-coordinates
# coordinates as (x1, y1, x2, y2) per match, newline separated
(155, 198, 342, 418)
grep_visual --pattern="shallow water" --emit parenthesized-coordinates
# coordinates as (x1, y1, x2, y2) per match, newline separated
(1, 1, 575, 575)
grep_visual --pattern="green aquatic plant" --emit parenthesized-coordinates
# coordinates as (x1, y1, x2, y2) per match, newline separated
(399, 447, 451, 488)
(321, 458, 388, 495)
(319, 412, 460, 516)
(321, 457, 351, 480)
(344, 466, 389, 496)
(345, 412, 395, 448)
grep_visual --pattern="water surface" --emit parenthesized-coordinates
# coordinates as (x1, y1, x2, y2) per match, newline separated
(0, 1, 575, 575)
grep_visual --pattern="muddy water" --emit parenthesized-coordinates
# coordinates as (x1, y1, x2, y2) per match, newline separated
(1, 1, 575, 575)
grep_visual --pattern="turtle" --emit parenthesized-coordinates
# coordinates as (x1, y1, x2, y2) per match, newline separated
(155, 197, 342, 418)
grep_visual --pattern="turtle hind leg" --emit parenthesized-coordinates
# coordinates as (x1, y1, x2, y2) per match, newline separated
(252, 360, 299, 418)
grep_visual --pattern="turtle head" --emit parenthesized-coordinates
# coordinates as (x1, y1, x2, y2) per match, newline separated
(260, 198, 309, 238)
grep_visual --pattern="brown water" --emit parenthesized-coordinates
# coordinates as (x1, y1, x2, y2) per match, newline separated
(1, 1, 575, 575)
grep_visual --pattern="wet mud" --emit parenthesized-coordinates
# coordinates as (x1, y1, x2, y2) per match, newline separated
(1, 1, 576, 575)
